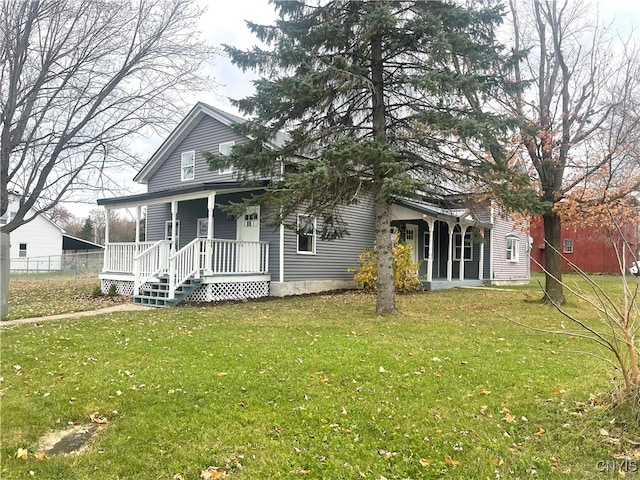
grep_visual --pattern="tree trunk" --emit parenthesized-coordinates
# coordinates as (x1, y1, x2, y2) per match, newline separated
(542, 207, 566, 305)
(370, 30, 395, 315)
(375, 193, 396, 314)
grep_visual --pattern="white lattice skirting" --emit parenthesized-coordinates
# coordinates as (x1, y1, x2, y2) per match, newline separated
(186, 282, 270, 302)
(101, 279, 269, 303)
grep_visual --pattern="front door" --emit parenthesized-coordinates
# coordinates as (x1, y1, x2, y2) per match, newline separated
(405, 224, 419, 268)
(236, 206, 260, 272)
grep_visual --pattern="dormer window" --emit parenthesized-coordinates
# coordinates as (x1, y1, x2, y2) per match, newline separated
(181, 151, 195, 181)
(218, 141, 235, 174)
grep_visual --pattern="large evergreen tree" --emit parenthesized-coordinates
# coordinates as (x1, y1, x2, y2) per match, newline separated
(216, 0, 533, 314)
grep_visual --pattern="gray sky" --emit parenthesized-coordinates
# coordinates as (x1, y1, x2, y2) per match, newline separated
(65, 0, 640, 217)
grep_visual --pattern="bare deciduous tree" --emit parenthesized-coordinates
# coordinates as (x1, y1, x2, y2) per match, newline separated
(505, 0, 640, 304)
(0, 0, 216, 233)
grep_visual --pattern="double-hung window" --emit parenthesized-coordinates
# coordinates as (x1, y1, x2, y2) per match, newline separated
(506, 235, 519, 262)
(297, 214, 316, 254)
(218, 141, 235, 174)
(563, 239, 574, 254)
(18, 243, 27, 258)
(181, 151, 195, 181)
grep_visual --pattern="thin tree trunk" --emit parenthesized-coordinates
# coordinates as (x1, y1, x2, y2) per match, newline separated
(375, 193, 396, 314)
(543, 207, 566, 305)
(370, 30, 395, 314)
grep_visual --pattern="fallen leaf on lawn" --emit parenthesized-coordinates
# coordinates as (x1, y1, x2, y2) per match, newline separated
(341, 406, 347, 415)
(478, 389, 491, 396)
(503, 413, 516, 423)
(600, 428, 610, 436)
(216, 372, 227, 377)
(320, 375, 329, 382)
(569, 412, 583, 418)
(535, 427, 546, 436)
(508, 443, 523, 452)
(35, 451, 47, 460)
(16, 448, 28, 460)
(200, 466, 226, 479)
(480, 405, 488, 414)
(555, 388, 567, 395)
(445, 455, 460, 465)
(174, 475, 185, 480)
(419, 458, 431, 466)
(378, 366, 386, 373)
(493, 457, 504, 466)
(90, 412, 108, 424)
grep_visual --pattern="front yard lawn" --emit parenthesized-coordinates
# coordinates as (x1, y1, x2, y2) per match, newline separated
(1, 277, 638, 479)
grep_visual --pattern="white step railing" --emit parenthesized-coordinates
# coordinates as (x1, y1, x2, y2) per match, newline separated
(168, 238, 202, 300)
(133, 240, 171, 295)
(103, 242, 155, 273)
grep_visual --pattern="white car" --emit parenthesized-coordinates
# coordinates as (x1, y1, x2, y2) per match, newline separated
(631, 262, 640, 277)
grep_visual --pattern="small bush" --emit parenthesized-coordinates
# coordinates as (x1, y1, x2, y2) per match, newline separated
(351, 232, 422, 292)
(91, 285, 104, 298)
(107, 283, 118, 297)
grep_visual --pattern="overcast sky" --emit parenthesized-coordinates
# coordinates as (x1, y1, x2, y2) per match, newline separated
(64, 0, 640, 217)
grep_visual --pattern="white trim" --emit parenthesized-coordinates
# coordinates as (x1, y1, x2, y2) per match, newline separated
(506, 235, 519, 263)
(296, 214, 316, 255)
(218, 141, 235, 174)
(180, 151, 195, 181)
(563, 238, 574, 254)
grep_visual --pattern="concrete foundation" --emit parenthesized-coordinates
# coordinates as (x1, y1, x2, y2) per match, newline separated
(269, 279, 357, 297)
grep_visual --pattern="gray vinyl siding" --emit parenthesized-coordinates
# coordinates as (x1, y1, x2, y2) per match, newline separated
(491, 209, 530, 281)
(282, 195, 376, 282)
(147, 115, 248, 192)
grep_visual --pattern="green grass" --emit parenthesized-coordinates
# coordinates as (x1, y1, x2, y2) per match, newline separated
(5, 277, 126, 320)
(1, 275, 639, 479)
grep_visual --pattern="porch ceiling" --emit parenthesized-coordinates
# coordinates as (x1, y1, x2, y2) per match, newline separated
(97, 180, 269, 209)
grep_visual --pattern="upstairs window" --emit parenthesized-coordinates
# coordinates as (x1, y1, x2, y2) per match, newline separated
(506, 235, 519, 262)
(297, 214, 316, 254)
(181, 151, 195, 181)
(218, 141, 235, 174)
(563, 239, 574, 254)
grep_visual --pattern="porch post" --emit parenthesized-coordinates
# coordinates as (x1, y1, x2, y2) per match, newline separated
(135, 206, 141, 244)
(205, 193, 215, 274)
(447, 221, 454, 282)
(104, 208, 111, 245)
(478, 228, 485, 281)
(425, 216, 435, 282)
(459, 225, 469, 281)
(171, 201, 178, 254)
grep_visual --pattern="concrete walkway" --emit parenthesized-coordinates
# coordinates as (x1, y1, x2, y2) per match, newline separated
(1, 303, 152, 328)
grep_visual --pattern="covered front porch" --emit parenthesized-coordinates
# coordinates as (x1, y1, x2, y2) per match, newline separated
(98, 182, 271, 305)
(391, 198, 491, 290)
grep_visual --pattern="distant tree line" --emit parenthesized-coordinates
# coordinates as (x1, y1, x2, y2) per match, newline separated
(49, 206, 144, 245)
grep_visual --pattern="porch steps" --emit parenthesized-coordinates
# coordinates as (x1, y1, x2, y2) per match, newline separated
(133, 275, 201, 307)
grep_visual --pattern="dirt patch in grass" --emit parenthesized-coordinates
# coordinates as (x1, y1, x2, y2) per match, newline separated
(38, 424, 103, 456)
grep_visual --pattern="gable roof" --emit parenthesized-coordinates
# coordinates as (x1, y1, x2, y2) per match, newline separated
(394, 197, 492, 228)
(134, 102, 288, 184)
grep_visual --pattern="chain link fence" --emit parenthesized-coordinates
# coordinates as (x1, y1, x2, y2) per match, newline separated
(9, 251, 104, 280)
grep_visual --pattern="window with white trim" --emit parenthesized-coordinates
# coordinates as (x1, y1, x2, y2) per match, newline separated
(218, 141, 235, 174)
(18, 243, 27, 258)
(506, 235, 519, 262)
(197, 218, 209, 238)
(297, 215, 316, 254)
(563, 239, 574, 254)
(181, 151, 195, 181)
(454, 231, 473, 261)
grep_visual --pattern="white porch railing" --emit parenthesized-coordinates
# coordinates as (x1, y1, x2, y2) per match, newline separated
(133, 240, 172, 295)
(103, 242, 155, 273)
(104, 238, 269, 298)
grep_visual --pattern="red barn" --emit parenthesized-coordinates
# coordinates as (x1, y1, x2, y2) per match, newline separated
(529, 216, 639, 274)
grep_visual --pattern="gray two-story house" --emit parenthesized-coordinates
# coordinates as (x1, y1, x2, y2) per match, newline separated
(97, 102, 529, 306)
